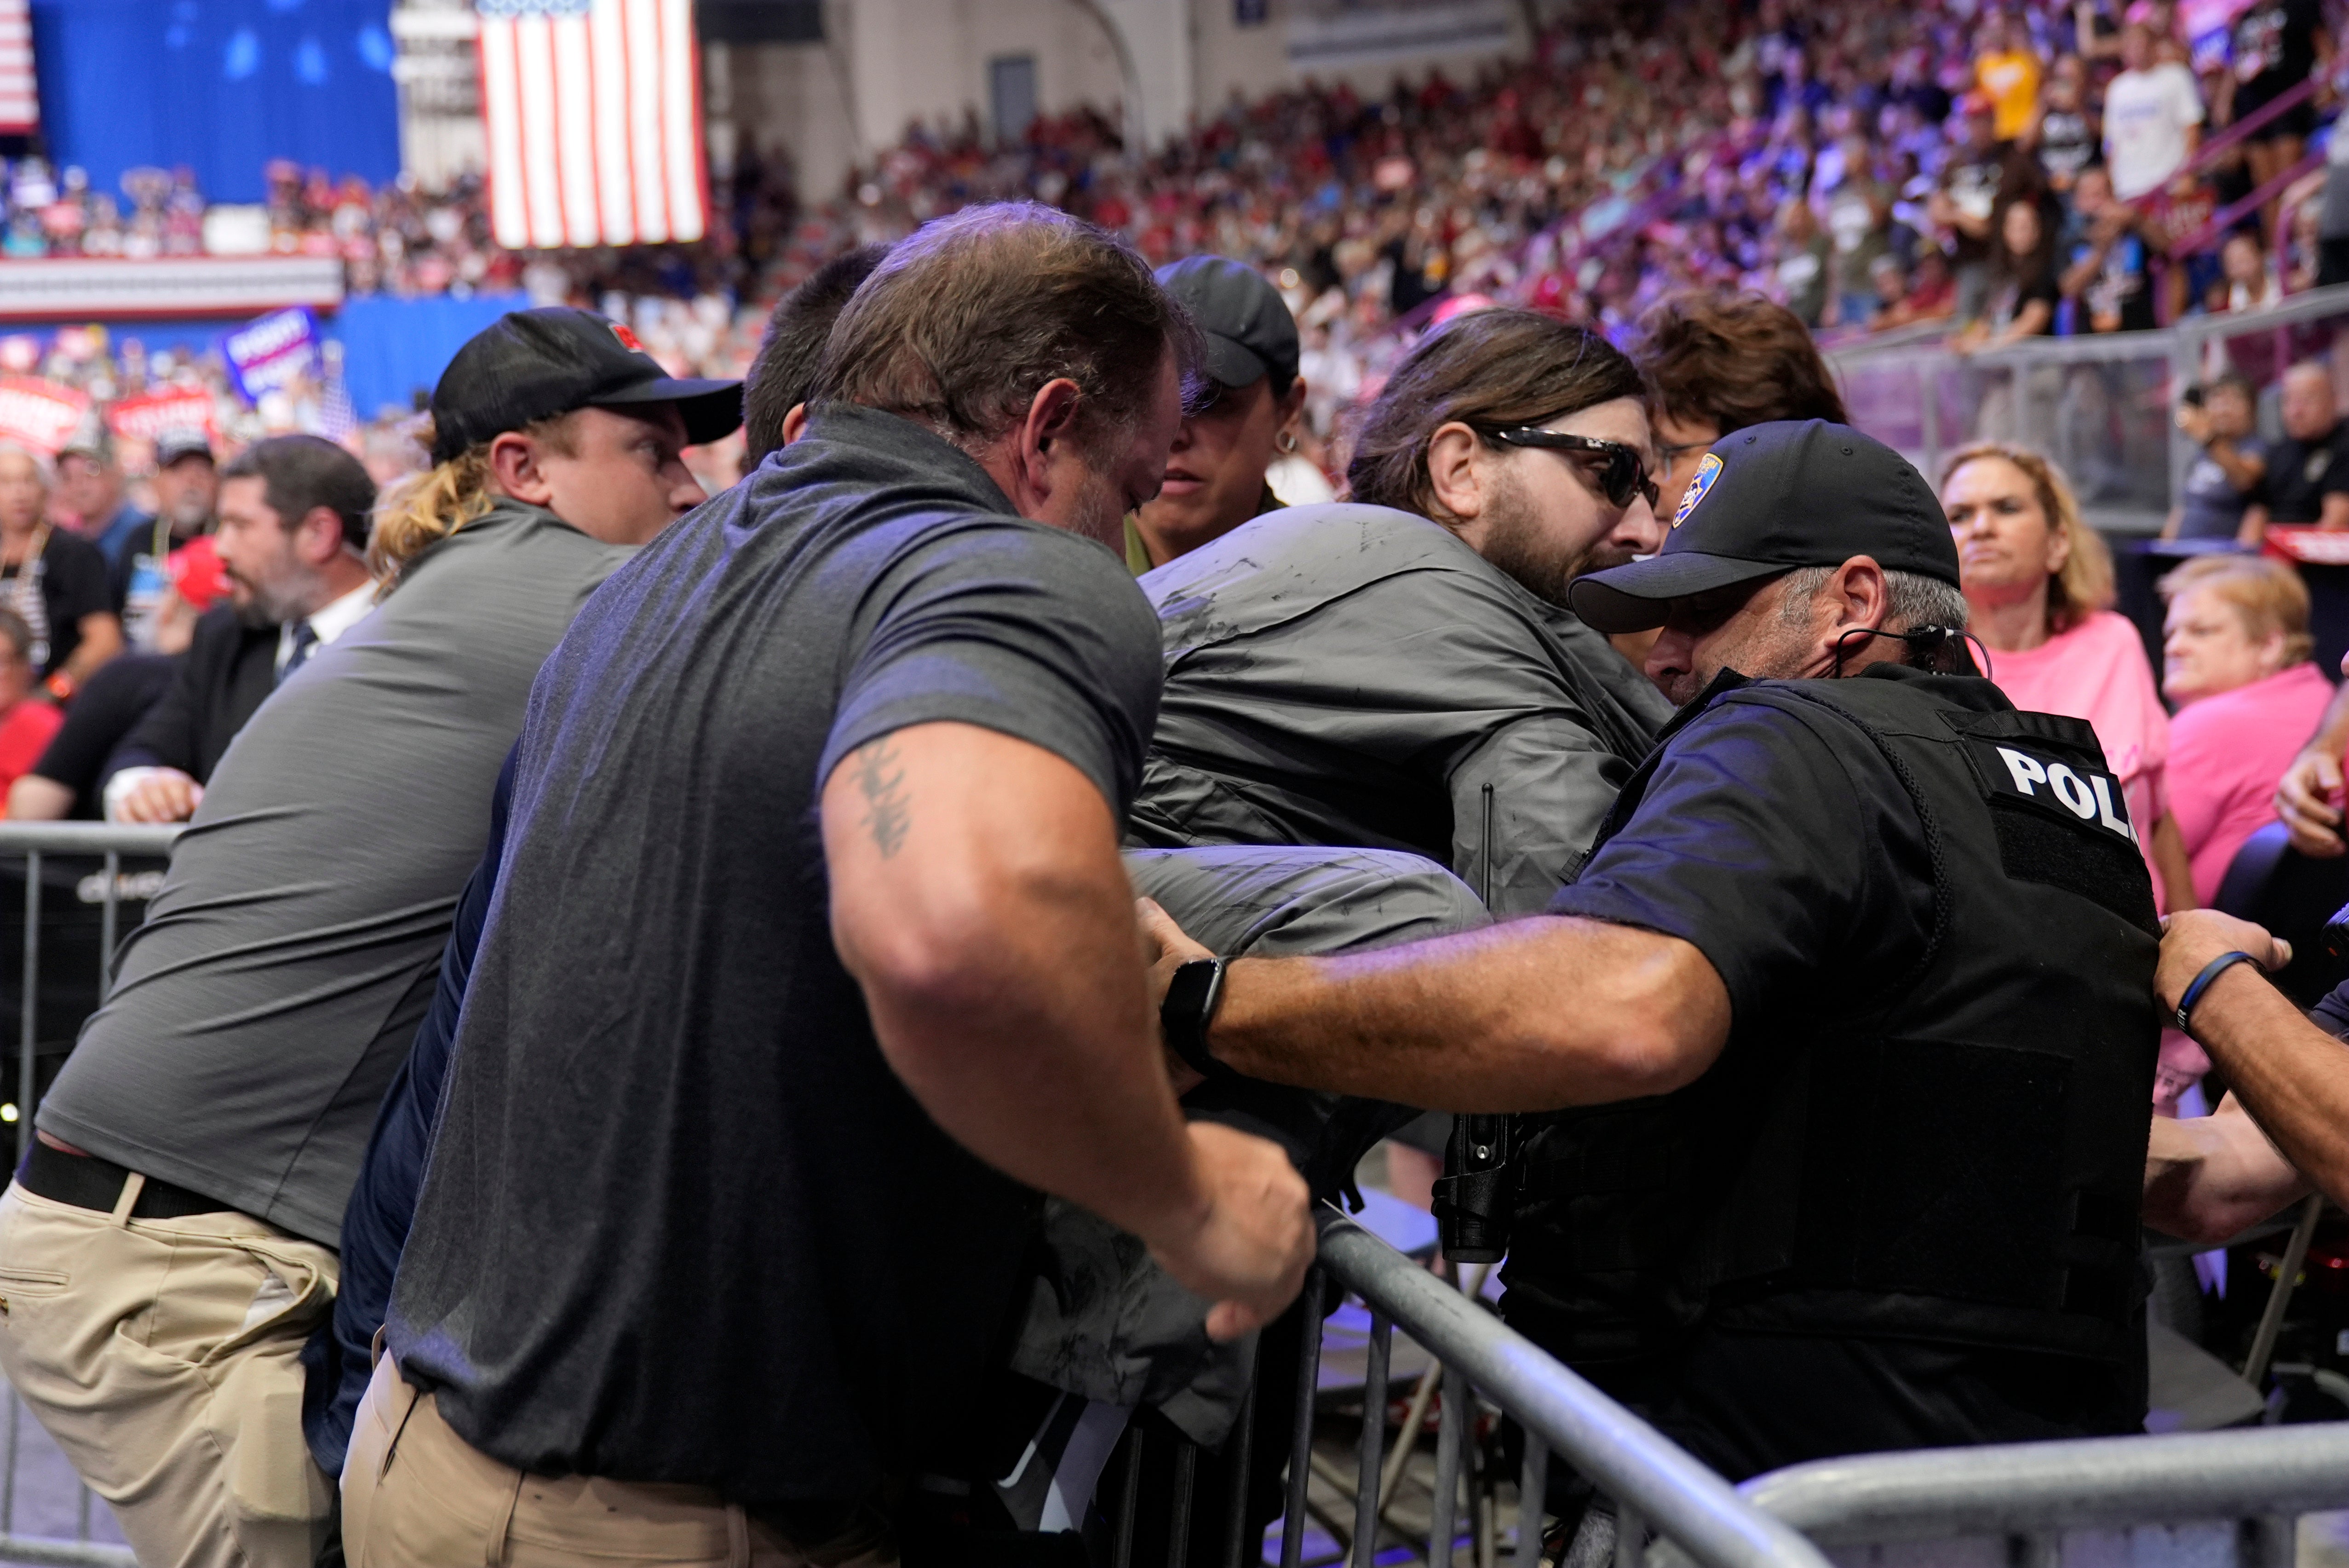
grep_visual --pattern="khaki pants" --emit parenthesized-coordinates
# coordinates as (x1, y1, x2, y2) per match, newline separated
(0, 1179, 339, 1568)
(343, 1356, 898, 1567)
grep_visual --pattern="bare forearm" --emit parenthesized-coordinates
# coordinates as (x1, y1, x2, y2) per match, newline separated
(4, 775, 66, 820)
(62, 618, 121, 685)
(2208, 440, 2264, 491)
(1208, 917, 1729, 1111)
(2189, 965, 2349, 1206)
(2143, 1101, 2308, 1243)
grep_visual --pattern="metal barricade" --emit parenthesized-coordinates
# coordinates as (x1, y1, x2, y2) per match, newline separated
(0, 821, 178, 1568)
(1115, 1205, 2349, 1568)
(1108, 1204, 1830, 1568)
(1739, 1427, 2349, 1568)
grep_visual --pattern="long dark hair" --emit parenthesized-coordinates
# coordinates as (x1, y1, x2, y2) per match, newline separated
(1992, 195, 2058, 286)
(1344, 308, 1645, 520)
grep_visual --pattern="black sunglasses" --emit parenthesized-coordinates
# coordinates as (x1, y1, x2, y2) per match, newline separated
(1482, 427, 1661, 512)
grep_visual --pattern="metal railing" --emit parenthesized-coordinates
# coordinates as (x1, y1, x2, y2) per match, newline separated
(1827, 282, 2349, 531)
(1102, 1200, 2349, 1568)
(1106, 1205, 1832, 1568)
(0, 822, 178, 1568)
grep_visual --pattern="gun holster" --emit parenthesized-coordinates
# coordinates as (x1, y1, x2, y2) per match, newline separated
(1432, 1112, 1514, 1263)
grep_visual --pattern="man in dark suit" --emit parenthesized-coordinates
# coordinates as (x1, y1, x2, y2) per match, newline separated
(104, 436, 376, 822)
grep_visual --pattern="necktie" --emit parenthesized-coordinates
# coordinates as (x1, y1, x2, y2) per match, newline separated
(280, 620, 319, 686)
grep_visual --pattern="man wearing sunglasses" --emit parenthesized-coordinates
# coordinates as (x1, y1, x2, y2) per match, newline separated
(1129, 306, 1671, 918)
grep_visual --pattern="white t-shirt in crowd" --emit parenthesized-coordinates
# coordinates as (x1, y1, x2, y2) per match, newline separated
(2103, 63, 2205, 200)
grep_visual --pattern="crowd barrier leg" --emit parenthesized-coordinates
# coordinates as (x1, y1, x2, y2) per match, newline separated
(1279, 1269, 1325, 1568)
(16, 848, 34, 1169)
(0, 829, 178, 1568)
(1350, 1308, 1389, 1568)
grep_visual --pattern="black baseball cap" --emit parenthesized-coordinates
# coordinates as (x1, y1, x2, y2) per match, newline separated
(1155, 256, 1300, 392)
(155, 429, 214, 467)
(1568, 420, 1960, 634)
(428, 306, 742, 464)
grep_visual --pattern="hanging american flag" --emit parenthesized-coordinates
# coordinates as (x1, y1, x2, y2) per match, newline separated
(473, 0, 707, 251)
(0, 0, 38, 137)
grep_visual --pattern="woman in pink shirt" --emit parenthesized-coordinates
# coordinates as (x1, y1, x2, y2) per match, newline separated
(1943, 442, 2191, 910)
(2159, 554, 2333, 903)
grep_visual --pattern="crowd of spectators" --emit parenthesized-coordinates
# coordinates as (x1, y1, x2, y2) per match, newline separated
(0, 0, 2337, 465)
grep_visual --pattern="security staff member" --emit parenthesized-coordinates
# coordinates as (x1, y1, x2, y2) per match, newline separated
(1124, 256, 1309, 573)
(1145, 421, 2162, 1479)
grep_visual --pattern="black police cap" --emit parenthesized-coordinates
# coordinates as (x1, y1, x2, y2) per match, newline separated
(1154, 255, 1299, 391)
(428, 306, 743, 465)
(1568, 419, 1961, 635)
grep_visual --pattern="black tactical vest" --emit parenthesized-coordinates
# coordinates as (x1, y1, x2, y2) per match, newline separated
(1504, 669, 2160, 1369)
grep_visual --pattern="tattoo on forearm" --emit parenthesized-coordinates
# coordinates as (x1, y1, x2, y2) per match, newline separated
(852, 740, 911, 858)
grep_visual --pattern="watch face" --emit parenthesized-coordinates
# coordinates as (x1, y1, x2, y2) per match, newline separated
(1167, 959, 1218, 1018)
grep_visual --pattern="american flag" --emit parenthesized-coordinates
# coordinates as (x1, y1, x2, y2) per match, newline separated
(0, 0, 37, 136)
(473, 0, 707, 251)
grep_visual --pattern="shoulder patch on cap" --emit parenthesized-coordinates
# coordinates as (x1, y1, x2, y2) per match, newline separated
(1673, 452, 1722, 527)
(609, 322, 645, 353)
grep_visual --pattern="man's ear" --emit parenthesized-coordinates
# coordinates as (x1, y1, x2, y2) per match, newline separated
(1828, 556, 1892, 636)
(780, 403, 810, 446)
(1013, 378, 1087, 496)
(1424, 421, 1484, 524)
(295, 506, 346, 567)
(487, 429, 555, 506)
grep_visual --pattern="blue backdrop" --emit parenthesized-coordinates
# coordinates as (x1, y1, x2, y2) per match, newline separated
(29, 0, 400, 204)
(331, 293, 526, 418)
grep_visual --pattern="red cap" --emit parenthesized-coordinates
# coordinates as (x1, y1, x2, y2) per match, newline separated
(167, 536, 229, 613)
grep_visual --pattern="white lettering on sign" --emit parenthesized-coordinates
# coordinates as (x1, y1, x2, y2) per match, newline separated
(1999, 747, 2048, 795)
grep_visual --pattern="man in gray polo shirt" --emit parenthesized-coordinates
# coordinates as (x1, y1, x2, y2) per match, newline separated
(0, 307, 740, 1568)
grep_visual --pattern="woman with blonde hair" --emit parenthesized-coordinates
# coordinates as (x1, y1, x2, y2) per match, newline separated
(1941, 440, 2190, 910)
(2158, 554, 2332, 902)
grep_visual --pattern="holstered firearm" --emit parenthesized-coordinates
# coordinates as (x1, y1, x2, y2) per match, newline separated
(1432, 1112, 1513, 1263)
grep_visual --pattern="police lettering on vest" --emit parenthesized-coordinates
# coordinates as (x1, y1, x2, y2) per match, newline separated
(1979, 741, 2137, 846)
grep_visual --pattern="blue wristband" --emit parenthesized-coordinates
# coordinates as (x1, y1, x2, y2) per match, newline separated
(2176, 950, 2260, 1033)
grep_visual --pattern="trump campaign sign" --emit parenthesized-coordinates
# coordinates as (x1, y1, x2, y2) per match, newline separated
(0, 376, 89, 454)
(220, 307, 321, 404)
(106, 386, 217, 445)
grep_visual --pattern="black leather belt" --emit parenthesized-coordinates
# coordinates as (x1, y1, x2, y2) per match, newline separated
(13, 1139, 231, 1220)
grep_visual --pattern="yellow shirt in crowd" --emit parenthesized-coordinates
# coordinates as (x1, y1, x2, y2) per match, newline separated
(1977, 50, 2041, 141)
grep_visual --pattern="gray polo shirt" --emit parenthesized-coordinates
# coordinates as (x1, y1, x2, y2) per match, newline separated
(39, 500, 631, 1245)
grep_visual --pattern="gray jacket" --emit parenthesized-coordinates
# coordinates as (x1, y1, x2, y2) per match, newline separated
(1131, 503, 1670, 915)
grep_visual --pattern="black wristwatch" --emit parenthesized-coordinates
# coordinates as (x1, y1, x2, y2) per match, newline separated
(1160, 957, 1229, 1080)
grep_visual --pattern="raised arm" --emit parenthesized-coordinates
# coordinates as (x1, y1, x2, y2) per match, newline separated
(824, 719, 1312, 1339)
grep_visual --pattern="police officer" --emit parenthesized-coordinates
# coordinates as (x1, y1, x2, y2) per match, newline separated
(1145, 420, 2161, 1479)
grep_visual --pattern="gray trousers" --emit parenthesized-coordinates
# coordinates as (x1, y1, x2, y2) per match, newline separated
(1000, 843, 1487, 1514)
